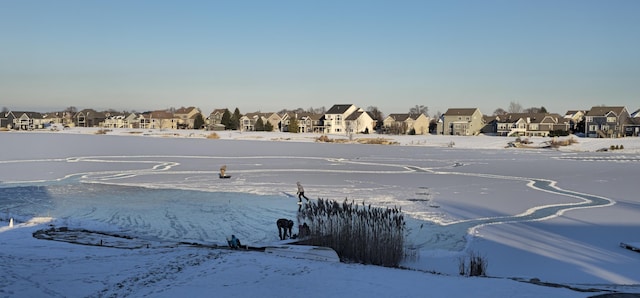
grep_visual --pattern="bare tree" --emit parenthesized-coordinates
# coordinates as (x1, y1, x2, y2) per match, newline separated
(366, 106, 384, 131)
(366, 106, 384, 121)
(508, 102, 523, 113)
(307, 106, 326, 114)
(409, 105, 428, 115)
(65, 106, 77, 114)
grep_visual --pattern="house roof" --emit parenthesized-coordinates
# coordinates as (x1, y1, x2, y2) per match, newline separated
(143, 110, 174, 119)
(499, 113, 567, 124)
(326, 104, 354, 114)
(565, 110, 585, 116)
(444, 108, 479, 116)
(386, 113, 412, 122)
(345, 111, 375, 121)
(345, 111, 363, 121)
(296, 112, 323, 120)
(174, 107, 197, 114)
(628, 117, 640, 125)
(8, 111, 44, 119)
(209, 108, 228, 115)
(75, 109, 105, 118)
(244, 112, 273, 119)
(42, 112, 66, 119)
(483, 115, 498, 123)
(586, 106, 627, 117)
(389, 113, 426, 121)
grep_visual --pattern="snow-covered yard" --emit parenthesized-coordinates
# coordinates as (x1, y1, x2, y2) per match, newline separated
(1, 129, 639, 297)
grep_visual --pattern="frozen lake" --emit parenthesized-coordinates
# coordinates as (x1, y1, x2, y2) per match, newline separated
(1, 131, 639, 286)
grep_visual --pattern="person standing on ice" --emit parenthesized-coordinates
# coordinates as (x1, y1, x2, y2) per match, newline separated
(296, 182, 310, 203)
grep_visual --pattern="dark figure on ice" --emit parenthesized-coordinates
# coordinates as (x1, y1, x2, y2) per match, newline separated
(299, 222, 310, 238)
(228, 234, 241, 249)
(277, 218, 294, 240)
(296, 182, 309, 203)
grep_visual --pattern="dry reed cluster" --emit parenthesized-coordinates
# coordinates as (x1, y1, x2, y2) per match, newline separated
(298, 198, 405, 267)
(356, 138, 398, 145)
(550, 136, 578, 148)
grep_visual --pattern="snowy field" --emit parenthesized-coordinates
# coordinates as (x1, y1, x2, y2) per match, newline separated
(1, 128, 640, 297)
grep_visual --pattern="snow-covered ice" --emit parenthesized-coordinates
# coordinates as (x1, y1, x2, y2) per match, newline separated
(1, 129, 639, 297)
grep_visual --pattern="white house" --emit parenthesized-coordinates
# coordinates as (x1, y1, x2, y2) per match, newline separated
(345, 111, 376, 134)
(323, 104, 360, 134)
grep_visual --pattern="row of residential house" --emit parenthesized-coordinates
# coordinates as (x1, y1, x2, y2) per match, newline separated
(440, 106, 640, 137)
(2, 104, 640, 138)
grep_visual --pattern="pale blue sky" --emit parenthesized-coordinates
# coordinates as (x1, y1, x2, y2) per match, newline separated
(1, 0, 639, 116)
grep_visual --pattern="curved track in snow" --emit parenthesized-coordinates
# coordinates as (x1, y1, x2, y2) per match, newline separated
(1, 154, 616, 251)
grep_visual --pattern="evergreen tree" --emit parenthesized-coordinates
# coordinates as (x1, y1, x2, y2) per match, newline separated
(221, 109, 231, 130)
(193, 113, 205, 129)
(230, 108, 241, 130)
(264, 121, 274, 132)
(289, 116, 299, 133)
(255, 117, 265, 131)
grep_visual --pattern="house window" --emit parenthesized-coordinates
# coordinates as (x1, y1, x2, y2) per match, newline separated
(529, 124, 538, 130)
(589, 125, 597, 131)
(607, 117, 616, 123)
(586, 116, 593, 122)
(335, 115, 342, 126)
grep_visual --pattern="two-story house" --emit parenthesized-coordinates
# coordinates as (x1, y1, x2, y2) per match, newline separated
(624, 108, 640, 136)
(240, 112, 280, 131)
(42, 112, 68, 128)
(382, 113, 430, 135)
(207, 109, 228, 130)
(2, 111, 45, 130)
(481, 115, 498, 134)
(139, 110, 177, 129)
(440, 108, 484, 136)
(584, 106, 630, 138)
(75, 109, 106, 127)
(323, 104, 360, 134)
(345, 111, 377, 134)
(102, 113, 138, 129)
(564, 110, 585, 133)
(174, 107, 202, 129)
(291, 112, 324, 133)
(496, 113, 570, 137)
